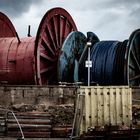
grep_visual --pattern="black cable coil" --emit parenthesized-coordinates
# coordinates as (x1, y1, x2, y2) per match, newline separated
(80, 40, 128, 85)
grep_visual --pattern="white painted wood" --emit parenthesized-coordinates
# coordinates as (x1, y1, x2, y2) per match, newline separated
(79, 86, 132, 133)
(85, 88, 91, 131)
(103, 88, 110, 125)
(91, 88, 97, 126)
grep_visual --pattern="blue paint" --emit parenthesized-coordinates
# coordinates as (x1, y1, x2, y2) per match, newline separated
(58, 31, 87, 83)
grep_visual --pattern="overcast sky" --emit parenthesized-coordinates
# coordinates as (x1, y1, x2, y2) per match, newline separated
(0, 0, 140, 41)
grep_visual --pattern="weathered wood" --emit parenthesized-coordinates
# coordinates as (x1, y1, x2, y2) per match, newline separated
(7, 119, 51, 125)
(7, 131, 51, 138)
(78, 86, 132, 135)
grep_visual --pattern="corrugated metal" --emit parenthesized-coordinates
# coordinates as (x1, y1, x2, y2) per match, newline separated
(77, 86, 132, 134)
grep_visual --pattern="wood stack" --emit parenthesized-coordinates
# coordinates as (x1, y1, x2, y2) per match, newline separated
(6, 112, 52, 138)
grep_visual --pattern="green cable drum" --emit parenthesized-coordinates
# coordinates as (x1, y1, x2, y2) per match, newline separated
(127, 29, 140, 86)
(58, 31, 87, 83)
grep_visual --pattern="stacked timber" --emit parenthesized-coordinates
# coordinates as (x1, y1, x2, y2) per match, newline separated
(6, 112, 52, 138)
(0, 113, 6, 136)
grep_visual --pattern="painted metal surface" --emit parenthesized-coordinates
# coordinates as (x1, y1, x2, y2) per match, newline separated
(0, 12, 16, 37)
(35, 7, 77, 85)
(0, 8, 77, 85)
(79, 32, 100, 83)
(58, 31, 86, 83)
(0, 37, 35, 84)
(86, 32, 100, 45)
(127, 29, 140, 86)
(73, 86, 132, 135)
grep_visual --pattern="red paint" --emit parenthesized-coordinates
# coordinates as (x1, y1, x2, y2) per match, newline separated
(0, 37, 35, 84)
(0, 8, 77, 85)
(0, 12, 16, 37)
(35, 7, 77, 85)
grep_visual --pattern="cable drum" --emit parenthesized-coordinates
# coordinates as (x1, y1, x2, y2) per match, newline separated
(80, 41, 129, 85)
(112, 40, 128, 85)
(79, 29, 140, 86)
(58, 31, 87, 83)
(0, 8, 77, 85)
(90, 41, 121, 85)
(79, 32, 100, 83)
(127, 29, 140, 86)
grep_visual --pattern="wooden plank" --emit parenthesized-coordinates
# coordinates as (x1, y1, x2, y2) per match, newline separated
(109, 88, 115, 125)
(103, 88, 109, 125)
(85, 88, 91, 131)
(116, 88, 121, 124)
(91, 88, 97, 126)
(79, 86, 132, 134)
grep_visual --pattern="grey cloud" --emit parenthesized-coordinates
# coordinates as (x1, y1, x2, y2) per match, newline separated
(103, 0, 140, 27)
(0, 0, 41, 17)
(103, 0, 138, 8)
(2, 0, 139, 40)
(105, 0, 140, 14)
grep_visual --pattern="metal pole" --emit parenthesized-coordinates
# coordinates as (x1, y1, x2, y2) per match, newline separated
(88, 47, 90, 86)
(87, 42, 91, 86)
(27, 25, 31, 37)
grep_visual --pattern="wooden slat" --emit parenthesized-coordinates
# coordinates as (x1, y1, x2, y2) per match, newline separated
(79, 86, 132, 134)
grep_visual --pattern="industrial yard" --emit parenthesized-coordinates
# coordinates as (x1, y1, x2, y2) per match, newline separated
(0, 4, 140, 140)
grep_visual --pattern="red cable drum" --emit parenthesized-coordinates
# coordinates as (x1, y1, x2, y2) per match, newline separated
(35, 7, 77, 84)
(0, 37, 35, 84)
(0, 8, 77, 85)
(0, 12, 16, 37)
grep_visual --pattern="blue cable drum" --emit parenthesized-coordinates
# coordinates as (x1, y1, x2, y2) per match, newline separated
(112, 40, 127, 85)
(90, 41, 120, 85)
(80, 29, 140, 86)
(58, 29, 140, 86)
(80, 40, 129, 85)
